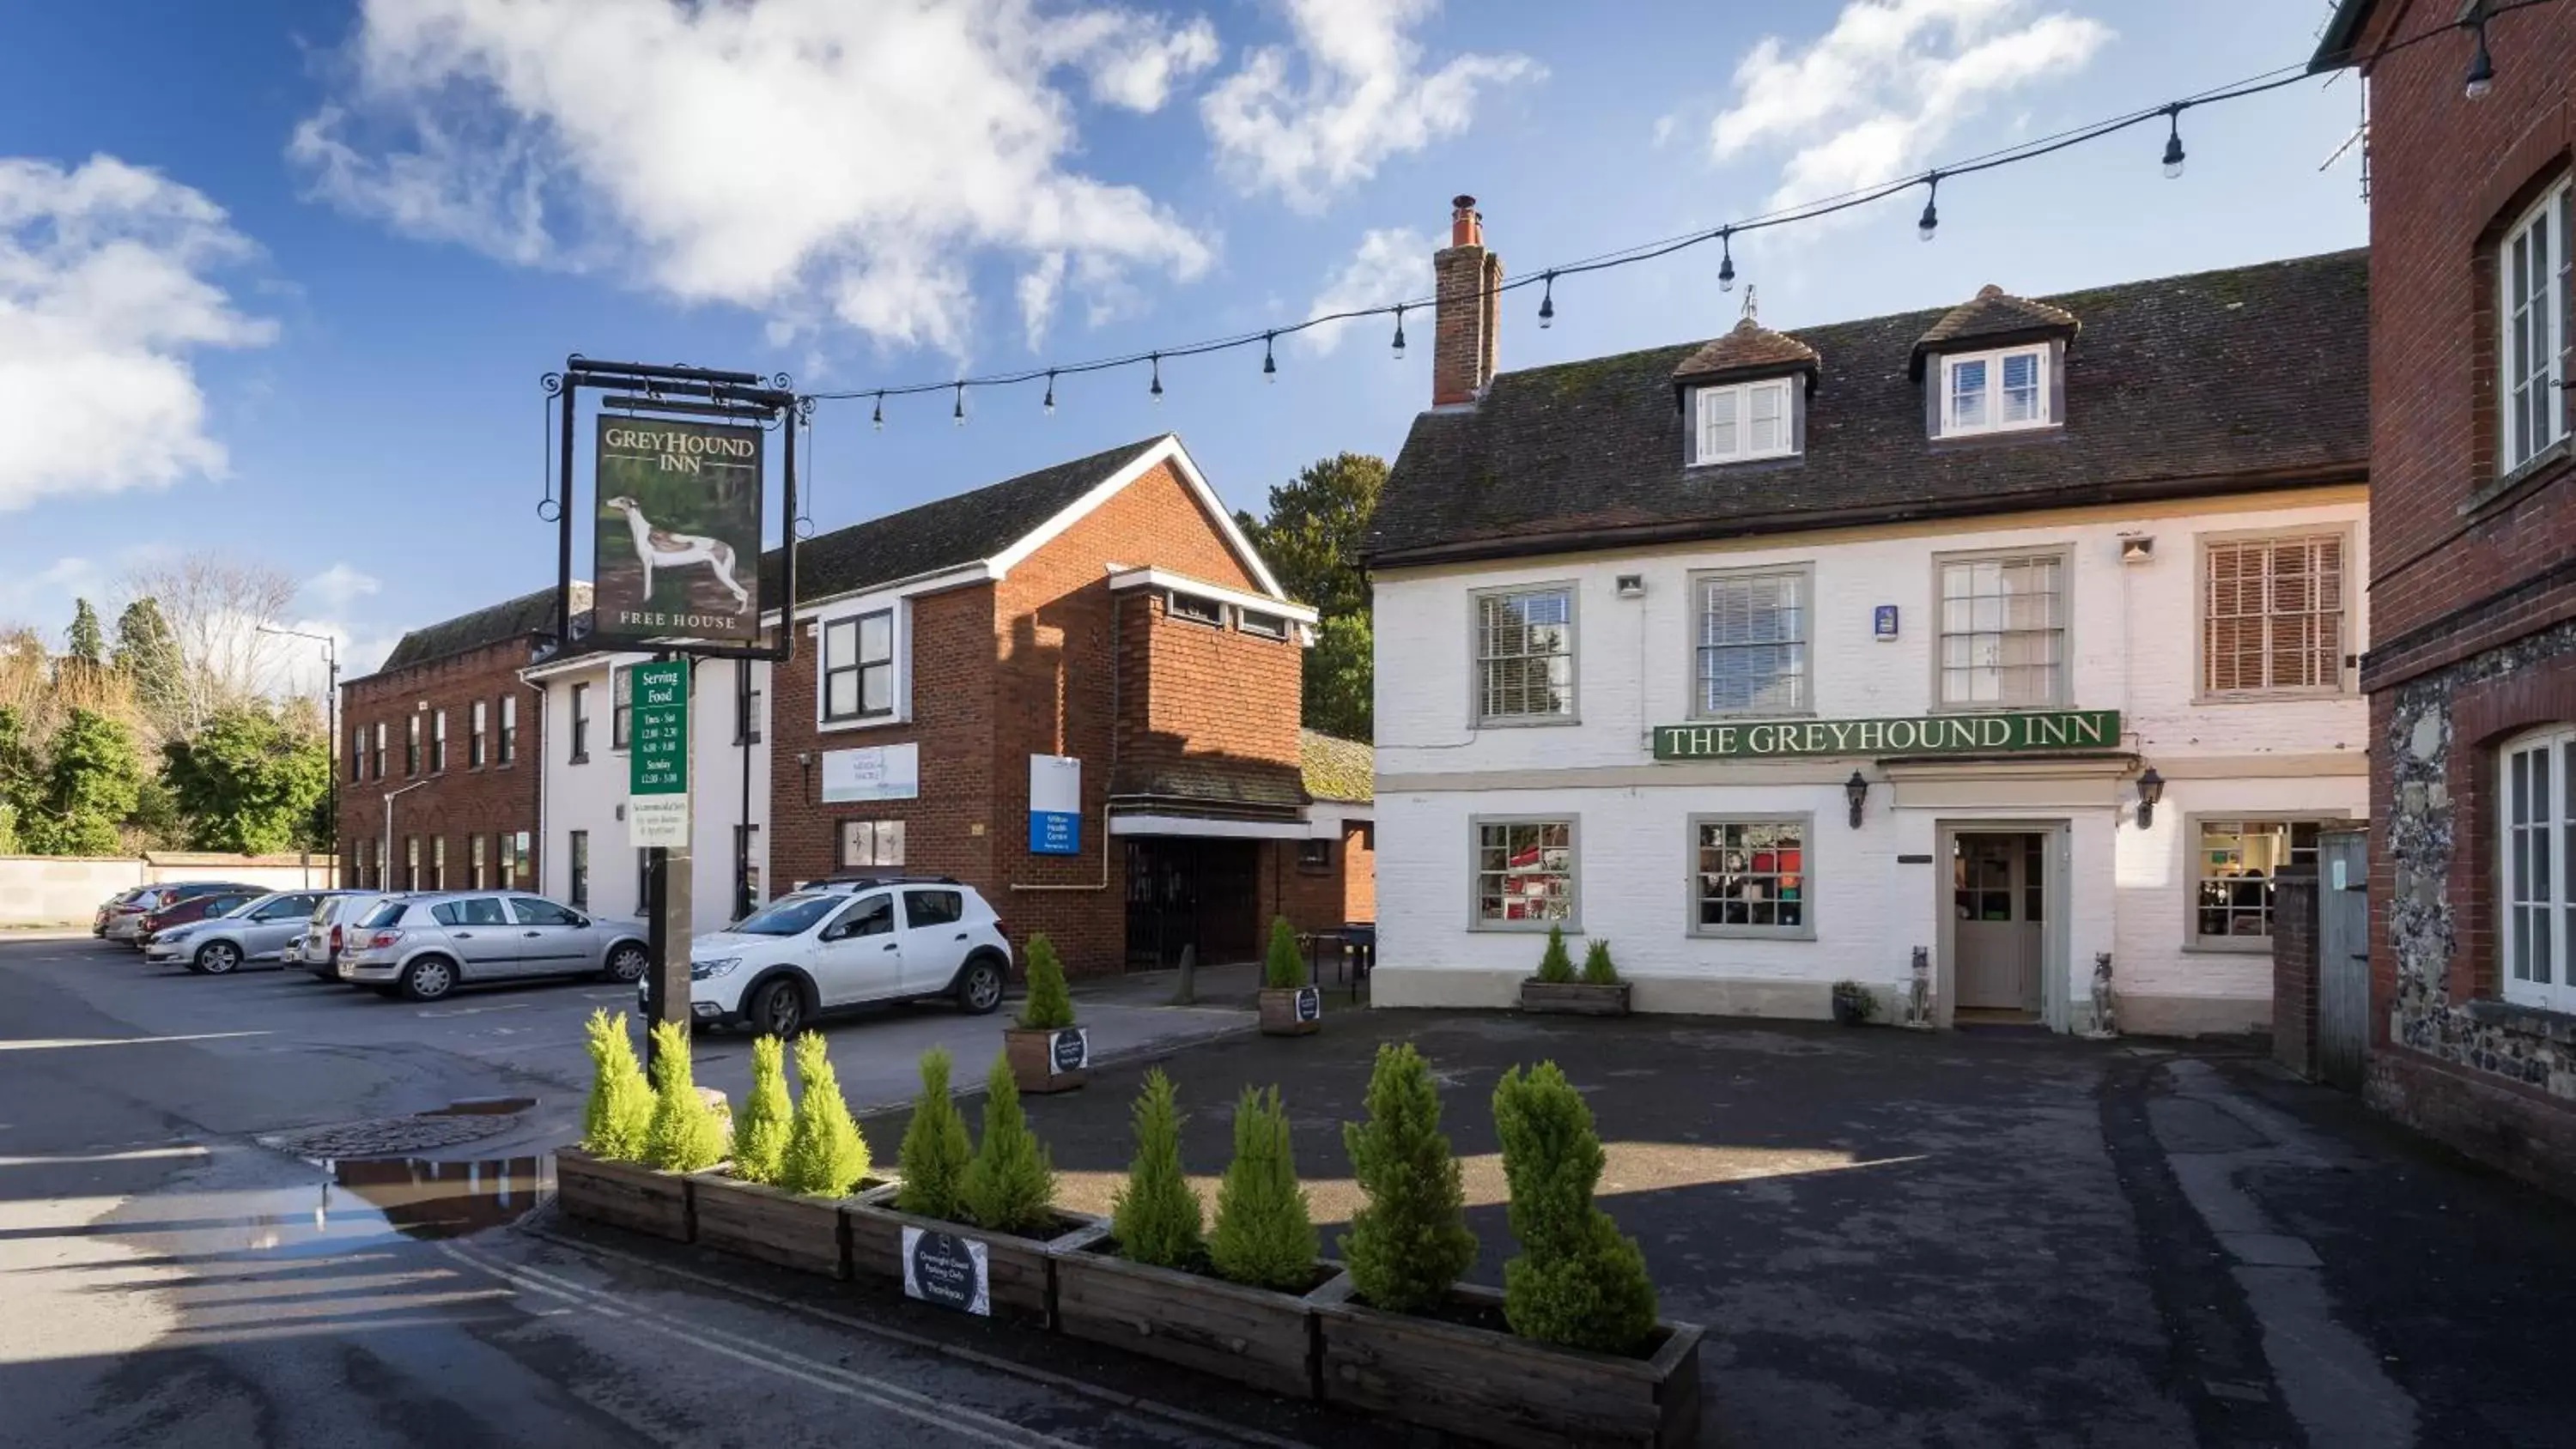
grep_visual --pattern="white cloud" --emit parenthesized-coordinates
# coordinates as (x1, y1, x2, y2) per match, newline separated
(1297, 227, 1429, 355)
(1017, 251, 1068, 350)
(1202, 0, 1540, 212)
(292, 0, 1220, 357)
(301, 563, 381, 615)
(1710, 0, 2111, 213)
(0, 155, 276, 513)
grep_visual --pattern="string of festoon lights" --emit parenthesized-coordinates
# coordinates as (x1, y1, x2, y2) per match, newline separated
(807, 2, 2551, 426)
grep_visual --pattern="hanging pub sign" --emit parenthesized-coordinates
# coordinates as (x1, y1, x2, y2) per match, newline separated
(1655, 708, 2121, 761)
(592, 415, 765, 646)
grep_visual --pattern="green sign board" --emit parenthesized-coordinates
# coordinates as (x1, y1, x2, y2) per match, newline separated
(628, 662, 690, 847)
(593, 415, 764, 647)
(1654, 709, 2121, 761)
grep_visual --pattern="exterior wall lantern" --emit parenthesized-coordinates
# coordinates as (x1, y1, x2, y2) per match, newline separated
(2135, 767, 2165, 828)
(1844, 769, 1869, 828)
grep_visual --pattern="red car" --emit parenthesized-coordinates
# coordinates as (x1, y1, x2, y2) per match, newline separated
(137, 889, 262, 947)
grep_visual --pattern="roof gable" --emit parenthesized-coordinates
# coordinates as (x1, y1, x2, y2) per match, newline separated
(1370, 249, 2369, 567)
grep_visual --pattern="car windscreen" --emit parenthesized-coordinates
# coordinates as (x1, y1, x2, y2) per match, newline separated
(733, 894, 841, 937)
(356, 900, 408, 930)
(214, 896, 265, 917)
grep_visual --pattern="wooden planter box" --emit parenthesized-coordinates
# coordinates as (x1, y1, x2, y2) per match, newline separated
(690, 1173, 896, 1278)
(554, 1147, 695, 1243)
(1258, 985, 1322, 1036)
(1004, 1025, 1089, 1094)
(1521, 979, 1633, 1016)
(1310, 1274, 1704, 1449)
(1054, 1241, 1332, 1400)
(844, 1196, 1103, 1327)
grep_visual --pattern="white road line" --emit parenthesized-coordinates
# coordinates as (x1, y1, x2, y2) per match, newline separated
(0, 1144, 210, 1166)
(0, 1031, 271, 1052)
(440, 1241, 1084, 1449)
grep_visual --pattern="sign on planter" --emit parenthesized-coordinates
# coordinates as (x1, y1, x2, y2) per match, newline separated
(1294, 986, 1321, 1023)
(628, 662, 690, 847)
(1049, 1028, 1090, 1076)
(901, 1227, 988, 1315)
(1029, 754, 1081, 855)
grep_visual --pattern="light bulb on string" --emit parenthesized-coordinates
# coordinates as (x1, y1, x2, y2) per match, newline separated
(1149, 353, 1163, 404)
(952, 381, 965, 427)
(872, 391, 884, 431)
(1042, 370, 1056, 415)
(1538, 272, 1555, 330)
(1262, 332, 1277, 383)
(2464, 15, 2494, 99)
(2161, 106, 2186, 179)
(1391, 305, 1407, 360)
(1717, 229, 1736, 293)
(1917, 174, 1940, 242)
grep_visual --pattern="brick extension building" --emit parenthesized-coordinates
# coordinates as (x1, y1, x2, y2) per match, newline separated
(2317, 4, 2576, 1197)
(338, 585, 576, 895)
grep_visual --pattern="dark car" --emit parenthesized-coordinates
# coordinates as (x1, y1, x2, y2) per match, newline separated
(106, 881, 261, 944)
(137, 890, 262, 946)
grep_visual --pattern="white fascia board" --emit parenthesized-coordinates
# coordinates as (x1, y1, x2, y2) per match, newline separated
(1108, 567, 1321, 625)
(519, 650, 649, 684)
(1109, 813, 1313, 840)
(987, 435, 1291, 602)
(1305, 802, 1372, 836)
(790, 561, 999, 621)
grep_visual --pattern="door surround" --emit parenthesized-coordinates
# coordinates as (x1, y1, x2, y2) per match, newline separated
(1933, 818, 2072, 1030)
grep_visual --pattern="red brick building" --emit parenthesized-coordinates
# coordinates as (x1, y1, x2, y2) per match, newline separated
(2318, 3, 2576, 1197)
(766, 434, 1356, 976)
(338, 586, 573, 897)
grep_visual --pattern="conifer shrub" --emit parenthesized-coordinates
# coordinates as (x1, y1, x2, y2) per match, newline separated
(1492, 1062, 1657, 1355)
(1110, 1069, 1203, 1269)
(1207, 1085, 1318, 1292)
(1339, 1041, 1476, 1312)
(1018, 932, 1077, 1031)
(1534, 925, 1575, 984)
(779, 1033, 872, 1197)
(1581, 938, 1620, 986)
(1262, 915, 1305, 990)
(643, 1019, 728, 1173)
(961, 1052, 1057, 1234)
(580, 1009, 653, 1161)
(727, 1033, 793, 1185)
(896, 1046, 973, 1221)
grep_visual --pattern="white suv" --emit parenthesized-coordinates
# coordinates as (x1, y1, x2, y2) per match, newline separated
(673, 876, 1012, 1037)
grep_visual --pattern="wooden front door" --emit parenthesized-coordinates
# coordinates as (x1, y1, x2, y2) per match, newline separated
(1953, 833, 2044, 1012)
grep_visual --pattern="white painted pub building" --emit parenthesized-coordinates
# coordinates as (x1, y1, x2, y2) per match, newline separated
(1368, 199, 2370, 1034)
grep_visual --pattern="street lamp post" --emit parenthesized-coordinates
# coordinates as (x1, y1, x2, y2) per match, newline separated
(383, 779, 431, 892)
(258, 625, 341, 869)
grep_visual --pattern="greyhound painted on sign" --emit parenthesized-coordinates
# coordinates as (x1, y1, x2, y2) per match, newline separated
(604, 495, 750, 611)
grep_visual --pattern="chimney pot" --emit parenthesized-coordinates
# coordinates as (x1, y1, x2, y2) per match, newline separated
(1450, 195, 1481, 248)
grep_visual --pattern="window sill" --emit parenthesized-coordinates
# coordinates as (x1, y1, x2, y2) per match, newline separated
(1472, 919, 1580, 934)
(2460, 436, 2573, 521)
(1686, 708, 1817, 723)
(2465, 996, 2576, 1045)
(568, 754, 590, 767)
(817, 713, 903, 735)
(1929, 421, 2065, 448)
(1926, 701, 2070, 716)
(2190, 689, 2356, 706)
(1683, 449, 1801, 470)
(1690, 925, 1817, 942)
(2182, 939, 2275, 955)
(1473, 715, 1582, 730)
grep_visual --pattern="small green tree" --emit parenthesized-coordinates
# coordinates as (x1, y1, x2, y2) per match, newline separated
(896, 1046, 974, 1220)
(161, 706, 331, 854)
(1492, 1062, 1657, 1355)
(780, 1032, 871, 1197)
(1581, 939, 1619, 985)
(1110, 1069, 1203, 1268)
(728, 1034, 793, 1185)
(112, 597, 186, 735)
(1340, 1041, 1476, 1312)
(643, 1019, 728, 1173)
(961, 1052, 1055, 1234)
(1534, 925, 1575, 984)
(64, 599, 105, 670)
(1207, 1086, 1317, 1291)
(580, 1009, 654, 1161)
(1263, 915, 1305, 990)
(25, 709, 143, 856)
(1018, 932, 1076, 1030)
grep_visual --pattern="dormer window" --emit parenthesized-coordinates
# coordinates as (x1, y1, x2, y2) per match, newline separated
(1692, 379, 1797, 465)
(1940, 344, 2052, 436)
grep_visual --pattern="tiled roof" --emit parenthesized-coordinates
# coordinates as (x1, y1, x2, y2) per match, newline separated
(1299, 730, 1374, 803)
(374, 584, 589, 676)
(762, 435, 1170, 603)
(1371, 249, 2368, 567)
(1671, 317, 1819, 385)
(1908, 282, 2081, 375)
(1110, 756, 1309, 814)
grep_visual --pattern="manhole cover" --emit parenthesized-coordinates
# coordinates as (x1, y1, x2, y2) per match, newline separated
(261, 1111, 523, 1159)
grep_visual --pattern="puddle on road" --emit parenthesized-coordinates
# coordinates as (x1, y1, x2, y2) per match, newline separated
(212, 1155, 555, 1258)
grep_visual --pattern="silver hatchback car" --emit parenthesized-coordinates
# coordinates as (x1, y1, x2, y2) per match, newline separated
(144, 889, 371, 974)
(337, 891, 649, 1002)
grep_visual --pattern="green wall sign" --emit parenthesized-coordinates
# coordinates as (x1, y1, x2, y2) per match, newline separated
(1654, 709, 2121, 761)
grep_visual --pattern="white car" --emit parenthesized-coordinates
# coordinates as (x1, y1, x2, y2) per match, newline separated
(671, 876, 1012, 1037)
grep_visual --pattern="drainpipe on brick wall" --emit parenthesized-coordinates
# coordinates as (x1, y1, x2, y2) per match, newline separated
(1012, 590, 1121, 894)
(526, 677, 549, 895)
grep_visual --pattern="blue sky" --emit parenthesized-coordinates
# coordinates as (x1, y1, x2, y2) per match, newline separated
(0, 0, 2372, 685)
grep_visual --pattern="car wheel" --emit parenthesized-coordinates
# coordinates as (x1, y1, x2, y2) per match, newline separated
(195, 942, 240, 976)
(955, 955, 1005, 1016)
(605, 943, 649, 983)
(749, 978, 805, 1038)
(399, 956, 458, 1003)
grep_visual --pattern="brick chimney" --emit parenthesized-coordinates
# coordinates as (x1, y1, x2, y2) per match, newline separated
(1431, 194, 1502, 407)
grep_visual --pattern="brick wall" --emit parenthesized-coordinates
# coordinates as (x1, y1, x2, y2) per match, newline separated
(2272, 870, 2319, 1079)
(1121, 591, 1305, 781)
(1273, 822, 1376, 933)
(338, 638, 543, 894)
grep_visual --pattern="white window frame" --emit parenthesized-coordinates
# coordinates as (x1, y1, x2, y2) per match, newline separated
(1939, 344, 2053, 437)
(2500, 724, 2576, 1014)
(1238, 608, 1290, 640)
(1689, 813, 1815, 940)
(1690, 564, 1812, 718)
(818, 607, 898, 729)
(1167, 591, 1226, 627)
(1470, 815, 1578, 932)
(1934, 546, 2071, 710)
(2185, 815, 2342, 952)
(1472, 583, 1578, 726)
(2198, 530, 2352, 700)
(1691, 379, 1797, 465)
(839, 818, 907, 870)
(469, 700, 488, 767)
(2499, 180, 2570, 476)
(611, 669, 633, 752)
